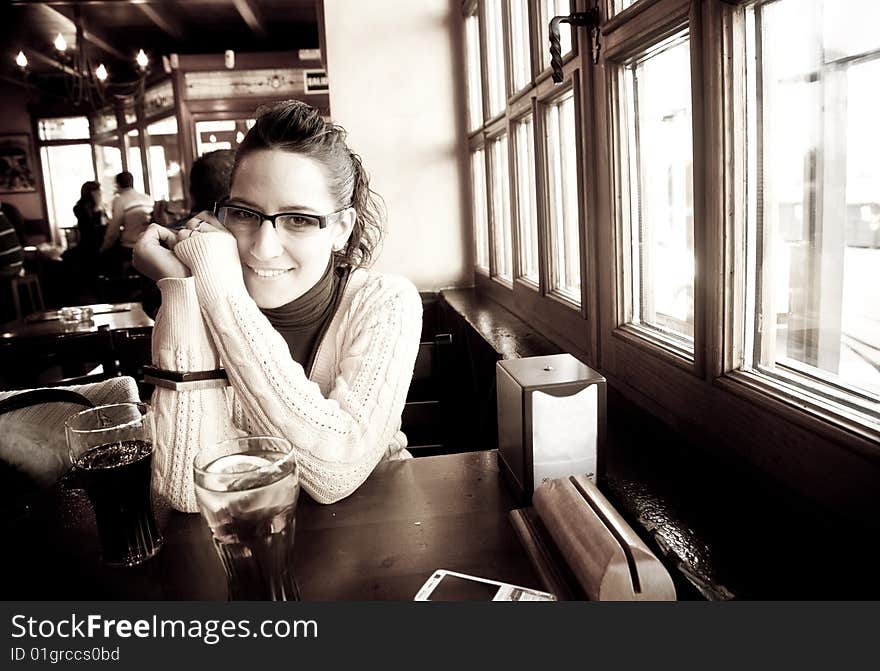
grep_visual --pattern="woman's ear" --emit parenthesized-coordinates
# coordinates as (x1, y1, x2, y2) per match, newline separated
(332, 207, 356, 251)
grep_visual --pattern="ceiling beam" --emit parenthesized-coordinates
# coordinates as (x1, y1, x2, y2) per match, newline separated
(36, 3, 128, 62)
(26, 48, 82, 77)
(135, 2, 185, 41)
(232, 0, 267, 38)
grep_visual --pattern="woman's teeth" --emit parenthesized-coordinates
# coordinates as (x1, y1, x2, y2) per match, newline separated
(250, 267, 291, 278)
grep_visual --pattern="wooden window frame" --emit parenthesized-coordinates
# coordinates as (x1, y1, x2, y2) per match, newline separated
(464, 0, 880, 516)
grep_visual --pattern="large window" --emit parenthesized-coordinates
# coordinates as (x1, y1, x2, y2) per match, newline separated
(619, 33, 695, 347)
(146, 116, 183, 203)
(513, 114, 539, 285)
(544, 89, 581, 303)
(465, 10, 484, 131)
(461, 0, 880, 522)
(739, 0, 880, 423)
(484, 0, 507, 118)
(37, 116, 96, 241)
(471, 147, 489, 271)
(489, 134, 513, 281)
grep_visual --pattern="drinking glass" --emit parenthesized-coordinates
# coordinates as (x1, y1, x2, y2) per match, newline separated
(193, 436, 301, 601)
(65, 402, 163, 566)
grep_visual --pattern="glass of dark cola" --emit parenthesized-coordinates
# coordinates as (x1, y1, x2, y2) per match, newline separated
(193, 436, 301, 601)
(65, 402, 163, 566)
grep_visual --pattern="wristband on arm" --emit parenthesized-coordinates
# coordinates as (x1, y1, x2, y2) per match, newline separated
(143, 366, 229, 391)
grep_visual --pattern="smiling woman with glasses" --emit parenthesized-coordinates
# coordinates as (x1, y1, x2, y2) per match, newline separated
(132, 100, 422, 512)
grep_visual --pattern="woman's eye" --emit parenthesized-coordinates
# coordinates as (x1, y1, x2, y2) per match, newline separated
(279, 215, 313, 230)
(227, 208, 256, 225)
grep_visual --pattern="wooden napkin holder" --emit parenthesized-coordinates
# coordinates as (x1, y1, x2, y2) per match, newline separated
(511, 474, 676, 601)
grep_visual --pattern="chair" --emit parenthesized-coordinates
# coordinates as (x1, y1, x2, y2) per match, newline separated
(10, 272, 44, 321)
(402, 333, 452, 456)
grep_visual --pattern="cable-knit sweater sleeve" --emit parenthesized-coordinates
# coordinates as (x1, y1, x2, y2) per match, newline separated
(150, 277, 240, 512)
(174, 232, 422, 504)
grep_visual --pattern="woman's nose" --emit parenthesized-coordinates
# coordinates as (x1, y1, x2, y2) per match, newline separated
(250, 220, 285, 260)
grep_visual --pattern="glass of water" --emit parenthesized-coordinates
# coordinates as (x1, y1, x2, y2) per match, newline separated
(193, 436, 301, 601)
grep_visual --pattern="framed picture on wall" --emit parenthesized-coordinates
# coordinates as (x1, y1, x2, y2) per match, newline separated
(0, 133, 37, 193)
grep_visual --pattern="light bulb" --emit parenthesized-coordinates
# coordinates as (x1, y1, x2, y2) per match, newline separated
(95, 63, 108, 81)
(135, 49, 149, 70)
(235, 131, 244, 144)
(54, 33, 68, 53)
(209, 134, 217, 144)
(15, 51, 27, 68)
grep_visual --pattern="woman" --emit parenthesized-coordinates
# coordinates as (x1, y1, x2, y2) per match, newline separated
(72, 181, 106, 254)
(62, 181, 106, 300)
(133, 101, 422, 512)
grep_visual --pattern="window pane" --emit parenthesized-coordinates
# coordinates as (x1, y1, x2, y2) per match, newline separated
(94, 107, 117, 134)
(490, 135, 513, 281)
(540, 0, 572, 70)
(622, 34, 694, 343)
(472, 148, 489, 271)
(40, 144, 96, 235)
(744, 0, 880, 402)
(514, 115, 539, 284)
(612, 0, 639, 16)
(146, 116, 183, 202)
(485, 0, 507, 117)
(465, 13, 484, 131)
(195, 120, 238, 156)
(94, 137, 122, 199)
(124, 130, 146, 194)
(508, 0, 531, 91)
(38, 117, 90, 141)
(544, 89, 581, 302)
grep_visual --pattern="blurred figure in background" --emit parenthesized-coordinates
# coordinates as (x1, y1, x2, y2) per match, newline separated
(154, 150, 235, 230)
(100, 171, 152, 272)
(61, 181, 106, 302)
(141, 150, 234, 317)
(0, 205, 24, 323)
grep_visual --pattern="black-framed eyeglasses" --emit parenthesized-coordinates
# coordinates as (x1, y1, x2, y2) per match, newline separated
(214, 199, 348, 236)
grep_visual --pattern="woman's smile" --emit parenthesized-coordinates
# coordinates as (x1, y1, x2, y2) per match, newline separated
(246, 264, 295, 279)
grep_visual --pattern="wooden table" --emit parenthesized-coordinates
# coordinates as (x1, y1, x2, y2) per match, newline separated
(0, 302, 153, 340)
(0, 451, 541, 600)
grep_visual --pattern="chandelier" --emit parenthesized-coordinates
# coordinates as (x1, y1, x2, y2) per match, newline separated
(14, 16, 150, 110)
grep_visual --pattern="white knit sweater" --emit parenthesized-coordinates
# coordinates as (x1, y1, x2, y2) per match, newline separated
(151, 232, 422, 512)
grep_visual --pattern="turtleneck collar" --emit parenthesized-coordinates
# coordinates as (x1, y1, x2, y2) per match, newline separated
(260, 258, 340, 333)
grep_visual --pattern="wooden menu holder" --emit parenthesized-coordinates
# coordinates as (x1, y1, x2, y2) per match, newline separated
(511, 474, 676, 601)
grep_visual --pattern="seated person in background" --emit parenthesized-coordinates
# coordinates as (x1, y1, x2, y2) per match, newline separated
(0, 208, 24, 322)
(61, 181, 106, 302)
(141, 150, 235, 318)
(72, 181, 106, 254)
(134, 100, 422, 511)
(0, 200, 26, 245)
(100, 171, 152, 270)
(154, 149, 235, 230)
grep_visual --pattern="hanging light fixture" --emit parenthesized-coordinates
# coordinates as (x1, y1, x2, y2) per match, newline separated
(135, 49, 149, 71)
(13, 9, 152, 109)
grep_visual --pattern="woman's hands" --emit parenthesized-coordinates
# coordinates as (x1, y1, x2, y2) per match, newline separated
(133, 224, 191, 282)
(132, 211, 228, 282)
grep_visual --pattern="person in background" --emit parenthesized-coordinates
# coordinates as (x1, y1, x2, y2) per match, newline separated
(154, 150, 235, 230)
(133, 100, 422, 512)
(61, 181, 106, 302)
(0, 207, 24, 322)
(142, 150, 235, 318)
(73, 181, 106, 255)
(0, 200, 26, 244)
(100, 171, 152, 270)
